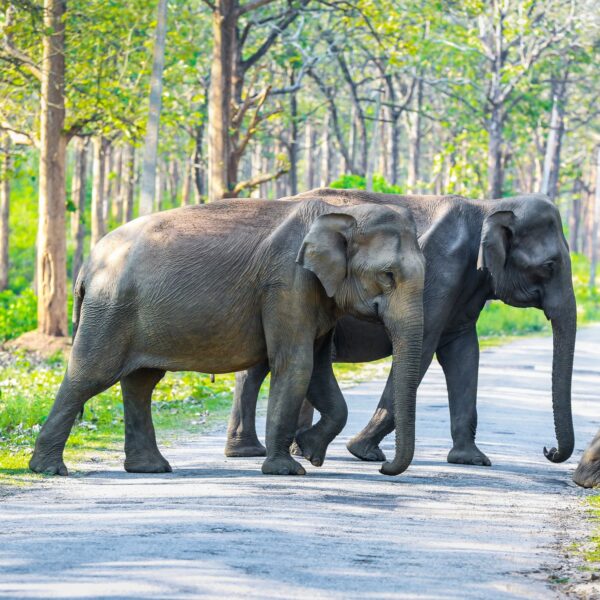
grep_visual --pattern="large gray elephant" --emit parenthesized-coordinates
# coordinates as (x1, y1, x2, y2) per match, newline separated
(573, 430, 600, 488)
(226, 189, 576, 469)
(29, 198, 425, 477)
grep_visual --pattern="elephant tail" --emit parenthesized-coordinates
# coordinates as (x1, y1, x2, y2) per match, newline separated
(72, 264, 86, 342)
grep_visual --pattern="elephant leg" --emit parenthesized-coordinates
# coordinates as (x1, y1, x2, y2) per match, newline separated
(261, 316, 315, 476)
(346, 373, 394, 462)
(225, 361, 270, 457)
(437, 326, 491, 467)
(290, 398, 315, 456)
(295, 336, 348, 467)
(29, 370, 117, 475)
(122, 368, 172, 473)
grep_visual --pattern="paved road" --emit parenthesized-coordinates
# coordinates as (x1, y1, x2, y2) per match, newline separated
(1, 327, 599, 599)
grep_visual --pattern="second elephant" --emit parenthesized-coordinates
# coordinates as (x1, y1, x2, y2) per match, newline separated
(226, 189, 576, 470)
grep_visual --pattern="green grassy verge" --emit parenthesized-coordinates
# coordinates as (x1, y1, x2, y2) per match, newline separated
(584, 497, 600, 566)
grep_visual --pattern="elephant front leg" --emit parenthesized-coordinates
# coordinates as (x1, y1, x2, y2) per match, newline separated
(261, 350, 314, 476)
(225, 361, 270, 457)
(437, 326, 491, 467)
(295, 335, 347, 466)
(122, 369, 172, 473)
(346, 374, 393, 462)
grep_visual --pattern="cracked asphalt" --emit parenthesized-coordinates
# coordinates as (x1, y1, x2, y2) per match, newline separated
(0, 327, 599, 599)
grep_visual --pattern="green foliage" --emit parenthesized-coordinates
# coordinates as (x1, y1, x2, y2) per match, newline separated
(0, 289, 37, 342)
(330, 173, 405, 194)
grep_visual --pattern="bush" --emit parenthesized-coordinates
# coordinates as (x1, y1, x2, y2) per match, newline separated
(0, 289, 37, 342)
(330, 173, 405, 194)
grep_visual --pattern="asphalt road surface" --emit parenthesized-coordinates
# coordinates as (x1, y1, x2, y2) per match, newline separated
(1, 327, 599, 599)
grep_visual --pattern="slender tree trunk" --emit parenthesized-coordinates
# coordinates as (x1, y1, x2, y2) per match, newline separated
(122, 143, 135, 223)
(304, 121, 316, 190)
(37, 0, 67, 336)
(590, 147, 600, 289)
(320, 114, 332, 187)
(102, 141, 114, 223)
(488, 105, 504, 198)
(407, 78, 423, 193)
(91, 137, 107, 248)
(366, 89, 383, 191)
(139, 0, 168, 215)
(111, 145, 124, 222)
(193, 124, 205, 201)
(208, 0, 236, 202)
(288, 83, 299, 196)
(569, 177, 582, 253)
(0, 136, 10, 291)
(541, 79, 566, 202)
(70, 137, 87, 281)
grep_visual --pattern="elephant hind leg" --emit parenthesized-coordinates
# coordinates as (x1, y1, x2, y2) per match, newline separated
(122, 368, 171, 473)
(225, 361, 270, 457)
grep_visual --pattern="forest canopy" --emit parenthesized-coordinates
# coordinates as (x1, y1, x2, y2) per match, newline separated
(0, 0, 599, 338)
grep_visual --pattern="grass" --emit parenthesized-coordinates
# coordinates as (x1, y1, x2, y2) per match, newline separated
(584, 496, 600, 566)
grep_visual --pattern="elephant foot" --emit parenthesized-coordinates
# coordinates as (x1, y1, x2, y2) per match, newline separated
(29, 451, 69, 476)
(224, 438, 266, 458)
(447, 444, 492, 467)
(572, 463, 600, 489)
(346, 436, 386, 462)
(295, 428, 328, 467)
(124, 452, 172, 473)
(261, 455, 306, 476)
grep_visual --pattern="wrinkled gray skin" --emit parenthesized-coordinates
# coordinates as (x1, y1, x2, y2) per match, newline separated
(29, 198, 425, 477)
(226, 189, 576, 469)
(573, 430, 600, 488)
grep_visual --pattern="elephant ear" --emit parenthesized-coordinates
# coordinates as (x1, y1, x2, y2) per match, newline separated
(296, 212, 357, 297)
(477, 209, 515, 291)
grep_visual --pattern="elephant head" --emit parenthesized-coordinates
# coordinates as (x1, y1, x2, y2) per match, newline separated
(298, 203, 425, 475)
(478, 193, 575, 463)
(573, 430, 600, 488)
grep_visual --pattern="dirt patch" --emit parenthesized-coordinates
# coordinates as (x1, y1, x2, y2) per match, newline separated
(3, 331, 71, 359)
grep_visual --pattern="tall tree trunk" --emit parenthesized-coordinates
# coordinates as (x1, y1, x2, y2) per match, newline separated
(590, 147, 600, 289)
(569, 177, 582, 253)
(288, 83, 299, 196)
(91, 137, 107, 248)
(540, 79, 567, 202)
(37, 0, 67, 336)
(139, 0, 168, 215)
(122, 143, 135, 223)
(487, 105, 504, 198)
(366, 89, 383, 191)
(111, 145, 124, 222)
(320, 114, 332, 187)
(0, 136, 9, 291)
(407, 78, 423, 194)
(70, 137, 87, 281)
(208, 0, 236, 202)
(304, 121, 316, 190)
(193, 124, 205, 201)
(102, 141, 113, 223)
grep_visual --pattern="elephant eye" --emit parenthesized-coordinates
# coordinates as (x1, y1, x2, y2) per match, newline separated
(378, 271, 396, 290)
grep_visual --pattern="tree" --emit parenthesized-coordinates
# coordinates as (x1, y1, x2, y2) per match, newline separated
(36, 0, 67, 336)
(139, 0, 169, 215)
(206, 0, 308, 201)
(0, 134, 9, 290)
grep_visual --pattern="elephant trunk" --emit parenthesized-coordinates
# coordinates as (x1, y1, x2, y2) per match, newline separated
(543, 287, 576, 463)
(380, 278, 424, 476)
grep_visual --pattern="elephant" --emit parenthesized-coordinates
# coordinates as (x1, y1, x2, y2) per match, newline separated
(573, 430, 600, 488)
(29, 197, 425, 477)
(225, 188, 576, 470)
